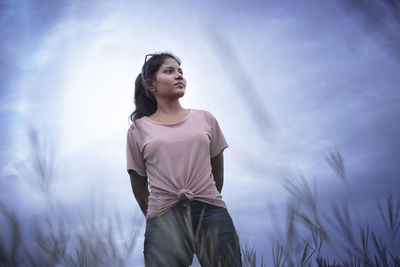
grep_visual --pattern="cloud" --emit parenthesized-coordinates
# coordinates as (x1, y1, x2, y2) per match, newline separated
(1, 0, 400, 263)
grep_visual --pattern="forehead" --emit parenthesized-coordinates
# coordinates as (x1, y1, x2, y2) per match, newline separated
(160, 57, 181, 68)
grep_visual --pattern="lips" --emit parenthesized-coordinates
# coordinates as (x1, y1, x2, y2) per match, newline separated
(175, 82, 185, 87)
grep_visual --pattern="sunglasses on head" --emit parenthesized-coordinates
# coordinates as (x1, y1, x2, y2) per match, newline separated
(142, 54, 157, 80)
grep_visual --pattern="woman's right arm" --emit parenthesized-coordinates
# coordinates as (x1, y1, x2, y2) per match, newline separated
(128, 170, 149, 217)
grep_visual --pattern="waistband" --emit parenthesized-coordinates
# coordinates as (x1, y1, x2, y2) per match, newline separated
(175, 199, 210, 209)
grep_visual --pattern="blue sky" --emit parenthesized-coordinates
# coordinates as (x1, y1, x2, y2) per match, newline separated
(1, 0, 400, 265)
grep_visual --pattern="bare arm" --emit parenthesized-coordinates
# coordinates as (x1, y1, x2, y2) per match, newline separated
(128, 170, 149, 217)
(211, 152, 224, 193)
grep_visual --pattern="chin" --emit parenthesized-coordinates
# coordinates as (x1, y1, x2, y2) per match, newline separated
(175, 89, 185, 98)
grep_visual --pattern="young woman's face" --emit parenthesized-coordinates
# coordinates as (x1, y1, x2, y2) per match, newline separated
(148, 57, 186, 100)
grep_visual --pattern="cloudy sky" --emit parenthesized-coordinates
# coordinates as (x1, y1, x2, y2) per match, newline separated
(1, 0, 399, 265)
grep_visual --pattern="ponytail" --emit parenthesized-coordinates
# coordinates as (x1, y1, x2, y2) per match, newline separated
(130, 73, 157, 122)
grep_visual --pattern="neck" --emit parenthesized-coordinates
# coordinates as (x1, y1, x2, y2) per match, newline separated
(155, 99, 186, 115)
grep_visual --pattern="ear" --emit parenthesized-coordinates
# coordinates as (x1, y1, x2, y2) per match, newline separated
(146, 81, 157, 94)
(145, 80, 152, 88)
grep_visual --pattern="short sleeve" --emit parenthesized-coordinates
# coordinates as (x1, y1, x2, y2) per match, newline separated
(126, 126, 146, 176)
(207, 112, 229, 158)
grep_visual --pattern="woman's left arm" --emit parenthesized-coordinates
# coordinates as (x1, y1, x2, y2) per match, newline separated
(211, 152, 224, 193)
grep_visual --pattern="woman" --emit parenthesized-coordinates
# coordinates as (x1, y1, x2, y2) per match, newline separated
(126, 52, 241, 267)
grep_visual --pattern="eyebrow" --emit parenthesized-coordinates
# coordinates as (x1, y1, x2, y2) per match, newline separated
(163, 65, 183, 71)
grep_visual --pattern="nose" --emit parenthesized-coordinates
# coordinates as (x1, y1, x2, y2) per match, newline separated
(175, 72, 183, 80)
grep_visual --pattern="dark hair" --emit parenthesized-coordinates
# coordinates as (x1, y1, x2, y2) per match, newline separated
(129, 52, 181, 123)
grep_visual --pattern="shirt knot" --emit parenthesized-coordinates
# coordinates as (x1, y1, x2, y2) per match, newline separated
(177, 189, 194, 201)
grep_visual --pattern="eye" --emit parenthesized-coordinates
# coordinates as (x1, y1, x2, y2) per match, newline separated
(163, 68, 183, 75)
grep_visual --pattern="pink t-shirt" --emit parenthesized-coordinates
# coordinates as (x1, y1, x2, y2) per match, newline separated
(126, 109, 228, 220)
